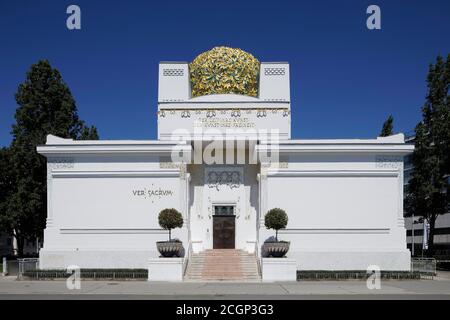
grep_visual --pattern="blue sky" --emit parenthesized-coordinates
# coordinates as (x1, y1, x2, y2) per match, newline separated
(0, 0, 449, 146)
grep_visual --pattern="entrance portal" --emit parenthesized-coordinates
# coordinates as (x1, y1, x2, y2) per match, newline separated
(213, 206, 235, 249)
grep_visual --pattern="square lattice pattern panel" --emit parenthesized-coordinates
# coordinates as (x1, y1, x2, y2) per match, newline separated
(163, 69, 184, 77)
(264, 67, 285, 76)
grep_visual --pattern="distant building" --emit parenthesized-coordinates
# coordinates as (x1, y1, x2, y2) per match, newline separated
(0, 232, 39, 257)
(0, 233, 14, 257)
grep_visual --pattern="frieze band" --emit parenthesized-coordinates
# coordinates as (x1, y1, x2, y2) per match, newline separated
(158, 108, 290, 118)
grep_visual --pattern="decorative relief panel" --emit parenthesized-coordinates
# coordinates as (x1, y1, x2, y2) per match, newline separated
(159, 162, 186, 179)
(160, 162, 177, 169)
(257, 109, 267, 118)
(181, 110, 191, 118)
(261, 162, 289, 169)
(206, 110, 216, 118)
(264, 67, 285, 76)
(206, 171, 241, 191)
(179, 164, 187, 180)
(375, 155, 403, 169)
(47, 158, 75, 179)
(163, 68, 184, 77)
(48, 158, 75, 170)
(230, 109, 241, 118)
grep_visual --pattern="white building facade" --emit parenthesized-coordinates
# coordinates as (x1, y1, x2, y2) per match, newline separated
(37, 47, 413, 272)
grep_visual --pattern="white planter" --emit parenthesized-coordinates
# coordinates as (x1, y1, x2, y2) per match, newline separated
(262, 258, 297, 282)
(148, 257, 184, 281)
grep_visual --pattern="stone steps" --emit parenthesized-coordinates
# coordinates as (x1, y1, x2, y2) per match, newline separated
(184, 249, 261, 282)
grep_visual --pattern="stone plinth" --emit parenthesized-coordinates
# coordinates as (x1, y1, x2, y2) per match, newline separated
(262, 258, 297, 282)
(148, 258, 184, 282)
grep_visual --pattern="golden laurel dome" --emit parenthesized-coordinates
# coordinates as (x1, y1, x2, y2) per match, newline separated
(189, 46, 260, 98)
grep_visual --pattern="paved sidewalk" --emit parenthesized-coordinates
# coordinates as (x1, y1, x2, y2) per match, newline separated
(0, 273, 450, 299)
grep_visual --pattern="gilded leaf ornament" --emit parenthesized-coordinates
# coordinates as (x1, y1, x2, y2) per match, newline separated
(189, 47, 260, 98)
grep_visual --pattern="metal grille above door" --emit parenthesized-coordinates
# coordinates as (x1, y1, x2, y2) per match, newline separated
(214, 205, 235, 216)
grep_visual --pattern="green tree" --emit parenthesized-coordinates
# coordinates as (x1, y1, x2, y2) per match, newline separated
(0, 60, 99, 256)
(0, 147, 16, 245)
(264, 208, 288, 241)
(80, 126, 99, 140)
(406, 54, 450, 257)
(158, 208, 183, 241)
(380, 115, 394, 136)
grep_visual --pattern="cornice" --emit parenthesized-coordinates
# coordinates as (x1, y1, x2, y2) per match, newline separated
(256, 143, 414, 155)
(37, 144, 192, 157)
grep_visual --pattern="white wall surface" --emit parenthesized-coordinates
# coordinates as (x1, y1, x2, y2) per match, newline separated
(39, 154, 187, 269)
(52, 175, 180, 229)
(266, 175, 397, 230)
(259, 153, 410, 270)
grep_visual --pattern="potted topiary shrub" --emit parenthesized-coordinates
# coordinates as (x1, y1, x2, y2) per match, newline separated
(262, 208, 290, 257)
(156, 208, 184, 257)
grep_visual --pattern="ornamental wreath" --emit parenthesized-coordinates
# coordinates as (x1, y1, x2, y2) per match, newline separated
(189, 46, 260, 98)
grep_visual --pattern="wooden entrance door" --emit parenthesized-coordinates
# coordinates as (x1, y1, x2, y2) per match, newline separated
(213, 206, 235, 249)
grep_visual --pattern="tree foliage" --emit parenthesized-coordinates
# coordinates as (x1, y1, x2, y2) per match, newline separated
(0, 60, 99, 256)
(158, 208, 183, 241)
(380, 115, 394, 137)
(264, 208, 288, 241)
(406, 54, 450, 257)
(80, 126, 99, 140)
(0, 148, 15, 232)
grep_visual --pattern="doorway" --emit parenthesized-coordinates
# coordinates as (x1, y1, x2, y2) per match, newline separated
(213, 205, 236, 249)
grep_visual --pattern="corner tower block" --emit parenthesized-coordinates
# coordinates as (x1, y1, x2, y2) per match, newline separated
(259, 62, 290, 101)
(158, 63, 190, 102)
